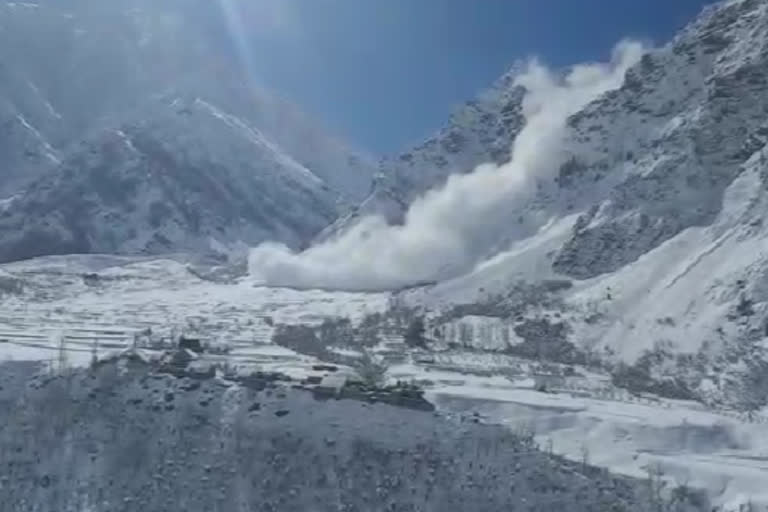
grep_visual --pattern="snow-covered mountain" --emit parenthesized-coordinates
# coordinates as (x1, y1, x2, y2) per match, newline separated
(299, 0, 768, 411)
(5, 1, 768, 507)
(5, 0, 768, 410)
(387, 0, 768, 410)
(0, 97, 347, 262)
(0, 0, 375, 257)
(319, 67, 527, 240)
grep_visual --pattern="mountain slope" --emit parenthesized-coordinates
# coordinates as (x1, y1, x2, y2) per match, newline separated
(0, 358, 696, 512)
(319, 67, 527, 240)
(0, 0, 375, 256)
(0, 97, 343, 262)
(397, 0, 768, 410)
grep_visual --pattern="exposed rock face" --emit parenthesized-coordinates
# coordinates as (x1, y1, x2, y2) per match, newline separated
(551, 0, 768, 279)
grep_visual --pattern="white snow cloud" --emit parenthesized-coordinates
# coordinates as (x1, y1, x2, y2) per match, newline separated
(248, 40, 645, 291)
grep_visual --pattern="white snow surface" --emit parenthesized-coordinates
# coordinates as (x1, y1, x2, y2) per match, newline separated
(1, 254, 767, 509)
(0, 255, 389, 368)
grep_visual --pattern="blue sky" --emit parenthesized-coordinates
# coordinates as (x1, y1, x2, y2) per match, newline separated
(229, 0, 715, 155)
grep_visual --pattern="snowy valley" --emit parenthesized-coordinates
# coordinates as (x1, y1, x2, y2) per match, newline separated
(2, 0, 768, 510)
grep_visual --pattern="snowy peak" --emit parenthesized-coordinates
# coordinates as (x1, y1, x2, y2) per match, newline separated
(0, 0, 376, 260)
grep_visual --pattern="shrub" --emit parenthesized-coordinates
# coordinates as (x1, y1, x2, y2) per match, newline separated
(404, 317, 426, 348)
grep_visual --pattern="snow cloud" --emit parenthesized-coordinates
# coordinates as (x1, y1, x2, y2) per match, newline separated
(248, 41, 645, 291)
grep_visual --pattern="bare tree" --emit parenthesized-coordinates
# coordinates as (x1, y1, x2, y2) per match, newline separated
(57, 334, 68, 374)
(580, 443, 590, 471)
(353, 351, 388, 387)
(90, 340, 100, 368)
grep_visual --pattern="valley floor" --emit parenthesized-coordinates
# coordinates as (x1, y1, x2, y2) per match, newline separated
(0, 255, 766, 510)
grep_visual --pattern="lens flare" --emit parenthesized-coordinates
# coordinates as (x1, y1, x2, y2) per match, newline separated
(217, 0, 257, 81)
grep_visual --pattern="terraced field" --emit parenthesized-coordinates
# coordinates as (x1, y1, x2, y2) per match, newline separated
(0, 255, 388, 370)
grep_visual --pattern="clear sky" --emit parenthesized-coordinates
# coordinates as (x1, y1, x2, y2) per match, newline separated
(227, 0, 715, 155)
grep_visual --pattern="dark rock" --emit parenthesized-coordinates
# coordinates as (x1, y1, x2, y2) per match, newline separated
(311, 364, 338, 373)
(181, 380, 201, 392)
(179, 337, 204, 354)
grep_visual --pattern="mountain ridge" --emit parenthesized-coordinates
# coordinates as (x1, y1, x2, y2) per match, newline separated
(0, 95, 348, 262)
(0, 0, 376, 258)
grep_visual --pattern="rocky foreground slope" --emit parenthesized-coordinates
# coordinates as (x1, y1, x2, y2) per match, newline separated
(0, 358, 708, 512)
